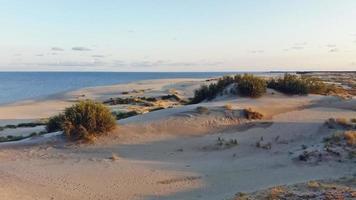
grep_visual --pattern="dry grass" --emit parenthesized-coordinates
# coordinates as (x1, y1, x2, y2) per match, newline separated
(224, 104, 233, 110)
(234, 192, 249, 200)
(243, 108, 263, 120)
(325, 118, 354, 129)
(109, 153, 119, 161)
(267, 186, 285, 200)
(344, 131, 356, 146)
(233, 177, 356, 200)
(335, 118, 349, 126)
(307, 181, 321, 189)
(196, 106, 210, 114)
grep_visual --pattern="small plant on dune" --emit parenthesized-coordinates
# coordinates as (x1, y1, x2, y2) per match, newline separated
(323, 132, 343, 145)
(267, 186, 285, 200)
(243, 108, 263, 120)
(216, 137, 239, 148)
(224, 104, 233, 110)
(235, 74, 267, 97)
(114, 110, 140, 120)
(325, 118, 354, 129)
(109, 153, 119, 161)
(307, 181, 320, 189)
(46, 100, 116, 141)
(344, 131, 356, 146)
(335, 118, 350, 127)
(196, 106, 209, 114)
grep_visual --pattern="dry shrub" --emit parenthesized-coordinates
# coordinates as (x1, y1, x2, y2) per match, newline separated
(307, 181, 321, 189)
(109, 153, 119, 161)
(243, 108, 263, 120)
(344, 131, 356, 146)
(47, 100, 116, 141)
(335, 118, 349, 126)
(267, 186, 285, 200)
(224, 104, 233, 110)
(325, 118, 353, 129)
(196, 106, 209, 114)
(234, 192, 248, 200)
(324, 132, 343, 145)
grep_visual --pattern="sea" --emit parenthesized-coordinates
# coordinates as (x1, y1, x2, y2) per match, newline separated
(0, 72, 253, 105)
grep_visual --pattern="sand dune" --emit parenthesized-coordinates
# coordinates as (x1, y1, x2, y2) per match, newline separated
(0, 78, 355, 200)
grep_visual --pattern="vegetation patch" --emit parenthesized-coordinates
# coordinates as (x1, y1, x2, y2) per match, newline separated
(223, 104, 233, 110)
(46, 114, 66, 133)
(268, 73, 327, 95)
(216, 137, 239, 148)
(235, 74, 267, 97)
(344, 131, 356, 147)
(325, 118, 355, 129)
(0, 131, 47, 143)
(109, 153, 119, 161)
(191, 75, 235, 104)
(297, 119, 356, 163)
(0, 121, 46, 132)
(196, 106, 210, 114)
(243, 108, 263, 120)
(233, 177, 356, 200)
(103, 97, 153, 106)
(46, 100, 116, 141)
(104, 94, 187, 106)
(113, 110, 140, 120)
(191, 74, 267, 104)
(267, 73, 348, 96)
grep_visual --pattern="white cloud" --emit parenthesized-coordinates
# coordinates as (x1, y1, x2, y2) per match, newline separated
(329, 48, 338, 52)
(72, 47, 91, 51)
(291, 46, 304, 50)
(92, 55, 105, 58)
(51, 47, 64, 51)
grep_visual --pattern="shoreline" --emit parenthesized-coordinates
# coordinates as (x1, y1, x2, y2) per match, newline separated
(0, 71, 288, 106)
(0, 78, 207, 121)
(0, 71, 239, 105)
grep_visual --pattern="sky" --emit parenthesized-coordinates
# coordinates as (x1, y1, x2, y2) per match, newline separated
(0, 0, 356, 72)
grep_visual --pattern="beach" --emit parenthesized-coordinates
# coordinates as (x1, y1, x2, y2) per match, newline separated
(0, 74, 355, 200)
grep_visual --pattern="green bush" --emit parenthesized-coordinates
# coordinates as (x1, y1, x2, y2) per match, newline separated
(302, 76, 327, 94)
(235, 74, 267, 97)
(46, 100, 116, 141)
(267, 74, 327, 95)
(46, 114, 65, 133)
(191, 74, 267, 103)
(191, 76, 236, 104)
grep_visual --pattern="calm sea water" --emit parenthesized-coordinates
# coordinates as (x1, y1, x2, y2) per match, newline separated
(0, 72, 242, 105)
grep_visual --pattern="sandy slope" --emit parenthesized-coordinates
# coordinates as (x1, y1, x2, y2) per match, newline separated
(0, 78, 355, 200)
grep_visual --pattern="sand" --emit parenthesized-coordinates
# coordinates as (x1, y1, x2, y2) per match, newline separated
(0, 77, 355, 200)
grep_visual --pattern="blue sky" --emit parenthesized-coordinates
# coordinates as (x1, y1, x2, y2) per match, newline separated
(0, 0, 356, 71)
